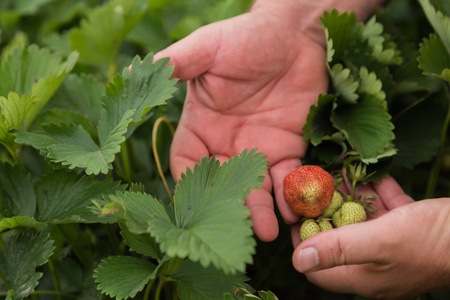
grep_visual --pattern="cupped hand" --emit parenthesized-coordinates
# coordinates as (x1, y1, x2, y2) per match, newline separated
(291, 176, 450, 299)
(154, 8, 328, 241)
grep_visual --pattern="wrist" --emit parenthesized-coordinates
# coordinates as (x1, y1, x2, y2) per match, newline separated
(251, 0, 387, 47)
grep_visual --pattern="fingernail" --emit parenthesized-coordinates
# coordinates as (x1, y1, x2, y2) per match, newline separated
(296, 247, 319, 273)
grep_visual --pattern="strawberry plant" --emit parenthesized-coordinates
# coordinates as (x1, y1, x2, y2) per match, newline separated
(303, 0, 450, 202)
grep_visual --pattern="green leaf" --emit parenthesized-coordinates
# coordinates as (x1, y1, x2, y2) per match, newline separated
(15, 110, 133, 175)
(359, 143, 397, 164)
(1, 230, 55, 300)
(329, 64, 359, 103)
(0, 92, 37, 150)
(358, 66, 386, 101)
(149, 149, 267, 274)
(0, 162, 35, 217)
(48, 111, 133, 175)
(102, 191, 170, 234)
(0, 216, 47, 233)
(46, 73, 104, 126)
(362, 16, 385, 47)
(331, 94, 395, 160)
(343, 51, 396, 103)
(94, 256, 156, 300)
(31, 108, 98, 140)
(0, 45, 78, 128)
(430, 0, 450, 16)
(392, 92, 448, 169)
(418, 34, 450, 82)
(0, 0, 55, 15)
(324, 28, 335, 63)
(303, 94, 337, 146)
(419, 0, 450, 55)
(172, 259, 248, 300)
(34, 169, 123, 223)
(394, 41, 442, 94)
(362, 16, 403, 65)
(15, 53, 176, 175)
(68, 0, 145, 68)
(155, 255, 184, 276)
(0, 163, 123, 228)
(120, 222, 163, 260)
(99, 54, 177, 141)
(321, 10, 359, 64)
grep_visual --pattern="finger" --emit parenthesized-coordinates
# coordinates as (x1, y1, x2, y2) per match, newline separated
(270, 158, 303, 224)
(154, 23, 221, 81)
(372, 176, 414, 210)
(292, 217, 390, 273)
(304, 265, 375, 296)
(246, 175, 279, 242)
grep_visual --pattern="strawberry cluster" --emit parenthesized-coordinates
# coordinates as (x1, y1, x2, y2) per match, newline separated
(283, 165, 367, 241)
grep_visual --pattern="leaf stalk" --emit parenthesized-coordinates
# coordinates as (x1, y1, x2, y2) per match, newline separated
(48, 258, 62, 300)
(143, 278, 156, 300)
(154, 276, 167, 300)
(152, 117, 175, 204)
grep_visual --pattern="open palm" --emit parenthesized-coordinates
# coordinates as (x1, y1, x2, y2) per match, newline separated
(155, 11, 328, 241)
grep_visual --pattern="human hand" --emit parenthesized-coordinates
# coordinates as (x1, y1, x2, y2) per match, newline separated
(291, 176, 450, 299)
(154, 4, 328, 241)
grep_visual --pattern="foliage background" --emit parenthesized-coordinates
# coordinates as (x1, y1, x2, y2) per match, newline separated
(0, 0, 449, 299)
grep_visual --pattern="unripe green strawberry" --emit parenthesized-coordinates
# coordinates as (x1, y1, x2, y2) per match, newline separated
(317, 219, 333, 232)
(300, 219, 321, 241)
(321, 190, 344, 217)
(332, 202, 366, 227)
(283, 165, 335, 218)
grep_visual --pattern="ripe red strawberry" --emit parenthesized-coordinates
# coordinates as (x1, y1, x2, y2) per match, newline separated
(283, 165, 335, 218)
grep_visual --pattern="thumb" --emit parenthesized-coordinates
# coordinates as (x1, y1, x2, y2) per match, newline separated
(292, 217, 391, 273)
(153, 23, 222, 81)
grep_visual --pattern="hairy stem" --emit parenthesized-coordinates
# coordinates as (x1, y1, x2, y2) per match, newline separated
(154, 276, 167, 300)
(120, 140, 133, 183)
(143, 278, 156, 300)
(152, 117, 175, 204)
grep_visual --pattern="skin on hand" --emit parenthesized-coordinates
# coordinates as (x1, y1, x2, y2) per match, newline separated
(154, 6, 329, 241)
(291, 176, 450, 299)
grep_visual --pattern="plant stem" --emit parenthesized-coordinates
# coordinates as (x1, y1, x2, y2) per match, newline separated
(152, 117, 175, 204)
(48, 258, 62, 300)
(120, 140, 132, 183)
(154, 276, 167, 300)
(425, 86, 450, 198)
(107, 55, 117, 82)
(143, 278, 156, 300)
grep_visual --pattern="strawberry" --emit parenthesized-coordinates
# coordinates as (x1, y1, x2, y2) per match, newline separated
(283, 165, 335, 218)
(300, 219, 321, 241)
(321, 190, 344, 218)
(332, 202, 366, 227)
(317, 219, 333, 232)
(300, 219, 334, 241)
